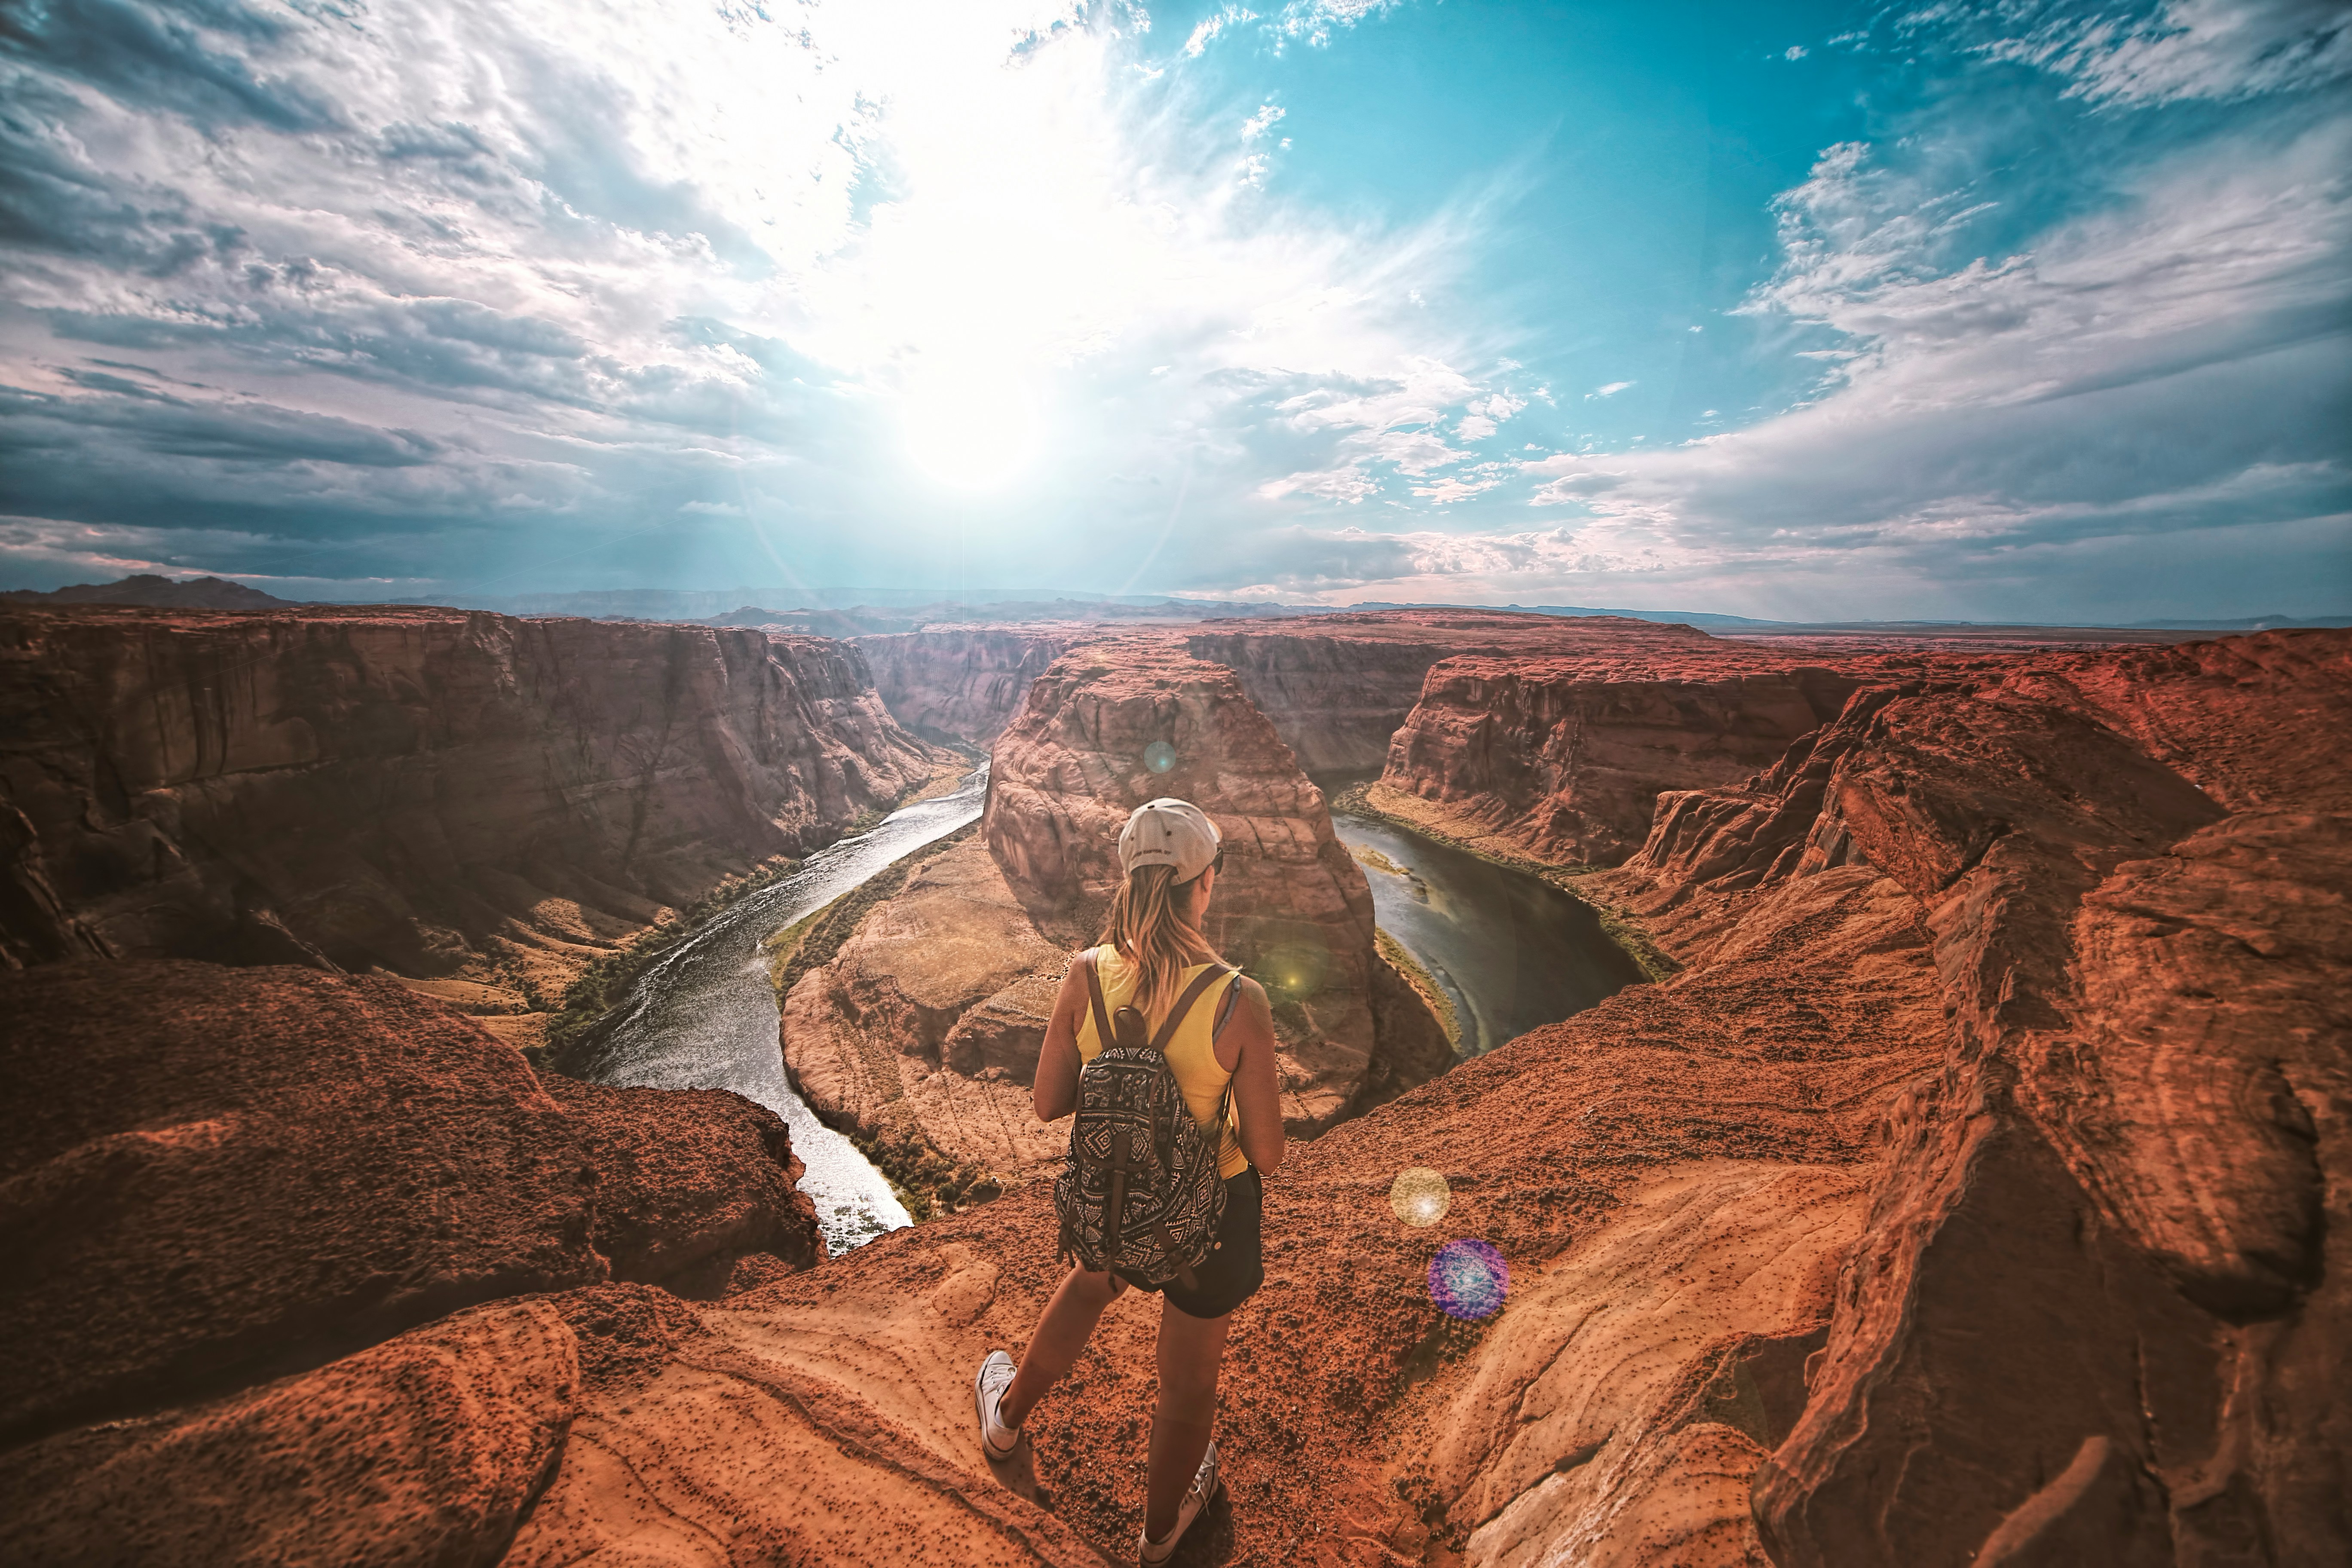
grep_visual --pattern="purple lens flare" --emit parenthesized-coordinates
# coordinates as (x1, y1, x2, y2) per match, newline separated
(1429, 1238, 1508, 1320)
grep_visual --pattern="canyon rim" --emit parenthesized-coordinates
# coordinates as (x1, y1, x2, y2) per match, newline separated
(0, 602, 2346, 1565)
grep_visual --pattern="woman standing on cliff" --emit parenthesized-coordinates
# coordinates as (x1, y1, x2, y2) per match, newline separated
(974, 798, 1286, 1565)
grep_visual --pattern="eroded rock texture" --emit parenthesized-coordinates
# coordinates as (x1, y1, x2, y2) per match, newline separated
(508, 824, 1943, 1568)
(983, 638, 1450, 1133)
(1186, 609, 1712, 774)
(853, 609, 1719, 774)
(0, 961, 819, 1458)
(855, 627, 1091, 743)
(1601, 629, 2352, 1566)
(6, 623, 2345, 1568)
(782, 830, 1072, 1188)
(0, 606, 934, 995)
(1377, 644, 1941, 867)
(0, 1299, 580, 1568)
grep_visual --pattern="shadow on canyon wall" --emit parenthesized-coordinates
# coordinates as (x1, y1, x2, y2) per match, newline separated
(0, 602, 2345, 1567)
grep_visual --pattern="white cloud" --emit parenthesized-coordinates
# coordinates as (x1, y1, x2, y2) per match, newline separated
(1972, 0, 2352, 105)
(1276, 0, 1404, 48)
(2, 0, 1529, 584)
(1516, 113, 2352, 600)
(1586, 381, 1634, 398)
(1184, 6, 1260, 57)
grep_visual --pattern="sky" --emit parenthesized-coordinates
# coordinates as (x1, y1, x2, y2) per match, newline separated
(0, 0, 2346, 620)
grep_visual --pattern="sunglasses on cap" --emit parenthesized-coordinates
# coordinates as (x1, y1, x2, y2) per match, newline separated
(1183, 847, 1225, 883)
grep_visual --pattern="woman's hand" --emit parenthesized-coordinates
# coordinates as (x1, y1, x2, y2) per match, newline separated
(1032, 959, 1088, 1122)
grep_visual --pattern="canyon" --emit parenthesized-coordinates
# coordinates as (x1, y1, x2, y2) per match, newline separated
(0, 604, 940, 1041)
(779, 639, 1454, 1203)
(0, 603, 2344, 1566)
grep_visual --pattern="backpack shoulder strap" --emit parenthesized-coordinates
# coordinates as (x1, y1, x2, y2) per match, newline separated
(1212, 970, 1244, 1040)
(1149, 964, 1235, 1054)
(1080, 948, 1116, 1054)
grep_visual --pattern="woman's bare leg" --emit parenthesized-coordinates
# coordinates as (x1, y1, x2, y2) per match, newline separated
(1000, 1267, 1123, 1430)
(1144, 1301, 1232, 1541)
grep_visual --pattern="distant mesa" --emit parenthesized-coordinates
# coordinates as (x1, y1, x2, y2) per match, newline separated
(9, 575, 2338, 636)
(1, 574, 303, 610)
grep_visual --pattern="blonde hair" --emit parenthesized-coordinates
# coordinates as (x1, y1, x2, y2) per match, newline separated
(1100, 863, 1219, 1017)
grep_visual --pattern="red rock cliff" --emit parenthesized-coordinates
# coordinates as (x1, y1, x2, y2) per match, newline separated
(854, 627, 1092, 744)
(0, 960, 820, 1458)
(1378, 643, 1937, 866)
(1596, 628, 2352, 1565)
(0, 606, 935, 987)
(983, 639, 1449, 1132)
(1186, 609, 1714, 775)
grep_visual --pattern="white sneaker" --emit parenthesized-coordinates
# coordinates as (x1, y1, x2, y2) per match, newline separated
(973, 1349, 1023, 1461)
(1138, 1439, 1220, 1565)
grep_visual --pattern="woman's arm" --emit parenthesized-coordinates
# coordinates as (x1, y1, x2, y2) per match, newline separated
(1032, 959, 1088, 1122)
(1223, 977, 1286, 1174)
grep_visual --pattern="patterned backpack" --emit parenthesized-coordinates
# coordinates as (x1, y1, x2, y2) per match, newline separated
(1054, 950, 1238, 1290)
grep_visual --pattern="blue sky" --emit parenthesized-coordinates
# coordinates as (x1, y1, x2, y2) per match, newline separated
(1, 0, 2345, 618)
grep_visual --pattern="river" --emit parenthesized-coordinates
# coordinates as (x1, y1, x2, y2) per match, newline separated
(1330, 809, 1647, 1059)
(581, 763, 989, 1254)
(577, 760, 1640, 1254)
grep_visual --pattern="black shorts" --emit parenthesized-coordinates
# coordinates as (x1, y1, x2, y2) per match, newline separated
(1115, 1170, 1265, 1320)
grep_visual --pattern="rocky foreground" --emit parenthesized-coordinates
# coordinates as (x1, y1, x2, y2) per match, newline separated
(0, 613, 2344, 1566)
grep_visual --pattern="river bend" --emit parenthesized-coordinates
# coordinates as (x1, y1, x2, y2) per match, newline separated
(585, 765, 988, 1253)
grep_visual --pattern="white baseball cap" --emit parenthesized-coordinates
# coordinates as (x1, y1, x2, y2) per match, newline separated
(1117, 798, 1222, 882)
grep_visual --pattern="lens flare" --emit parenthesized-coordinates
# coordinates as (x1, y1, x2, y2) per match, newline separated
(1143, 740, 1177, 773)
(1390, 1167, 1451, 1227)
(1429, 1239, 1508, 1320)
(1258, 939, 1330, 1001)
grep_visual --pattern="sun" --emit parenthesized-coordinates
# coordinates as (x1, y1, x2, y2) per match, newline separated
(901, 369, 1042, 489)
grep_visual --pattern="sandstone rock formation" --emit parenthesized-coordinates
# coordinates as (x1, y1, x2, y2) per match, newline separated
(0, 606, 936, 1002)
(0, 1298, 580, 1568)
(1186, 609, 1712, 775)
(1376, 644, 1946, 867)
(1597, 629, 2352, 1565)
(706, 627, 2343, 1568)
(473, 821, 1945, 1568)
(0, 960, 820, 1456)
(781, 830, 1072, 1193)
(856, 627, 1091, 743)
(6, 624, 2345, 1568)
(983, 639, 1451, 1133)
(851, 609, 1713, 772)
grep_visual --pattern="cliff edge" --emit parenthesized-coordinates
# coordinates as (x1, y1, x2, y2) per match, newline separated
(0, 606, 938, 1015)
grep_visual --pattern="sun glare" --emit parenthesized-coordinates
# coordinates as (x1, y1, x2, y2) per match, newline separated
(901, 370, 1042, 488)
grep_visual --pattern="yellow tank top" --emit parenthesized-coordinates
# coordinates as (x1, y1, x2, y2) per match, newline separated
(1075, 946, 1250, 1180)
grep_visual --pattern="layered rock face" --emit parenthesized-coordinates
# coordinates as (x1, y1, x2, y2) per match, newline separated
(851, 609, 1713, 772)
(1591, 628, 2352, 1565)
(0, 959, 818, 1524)
(706, 627, 2343, 1568)
(854, 627, 1090, 744)
(1187, 609, 1713, 775)
(781, 830, 1073, 1191)
(0, 606, 935, 996)
(983, 639, 1450, 1133)
(1376, 644, 1937, 867)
